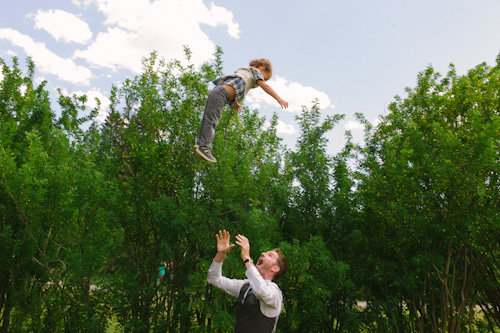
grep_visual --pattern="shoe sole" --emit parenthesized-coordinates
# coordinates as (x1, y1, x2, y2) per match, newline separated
(194, 145, 217, 163)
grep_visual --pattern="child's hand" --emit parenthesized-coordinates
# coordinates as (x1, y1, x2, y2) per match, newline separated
(278, 98, 289, 109)
(232, 102, 242, 113)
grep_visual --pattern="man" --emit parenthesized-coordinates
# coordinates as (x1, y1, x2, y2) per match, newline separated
(207, 230, 288, 333)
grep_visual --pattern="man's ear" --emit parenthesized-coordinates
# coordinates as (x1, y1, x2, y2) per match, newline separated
(271, 265, 280, 274)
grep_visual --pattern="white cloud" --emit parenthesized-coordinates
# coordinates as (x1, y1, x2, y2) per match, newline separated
(60, 88, 111, 122)
(74, 0, 240, 73)
(0, 28, 92, 86)
(263, 119, 297, 135)
(33, 9, 92, 44)
(246, 76, 334, 113)
(276, 120, 297, 135)
(19, 84, 28, 96)
(35, 76, 47, 85)
(344, 120, 365, 131)
(344, 118, 382, 131)
(83, 88, 111, 122)
(74, 27, 144, 72)
(203, 2, 240, 38)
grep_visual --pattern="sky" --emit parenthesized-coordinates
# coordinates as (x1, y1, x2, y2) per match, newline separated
(2, 0, 500, 155)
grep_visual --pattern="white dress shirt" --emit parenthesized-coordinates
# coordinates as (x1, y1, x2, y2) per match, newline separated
(207, 261, 283, 318)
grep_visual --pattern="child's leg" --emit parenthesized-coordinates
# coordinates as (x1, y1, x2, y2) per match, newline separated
(197, 86, 230, 148)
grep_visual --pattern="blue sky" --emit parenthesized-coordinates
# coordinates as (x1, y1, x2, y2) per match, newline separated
(2, 0, 500, 155)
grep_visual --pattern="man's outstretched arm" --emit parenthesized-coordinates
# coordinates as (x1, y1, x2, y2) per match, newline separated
(235, 234, 282, 310)
(207, 230, 244, 298)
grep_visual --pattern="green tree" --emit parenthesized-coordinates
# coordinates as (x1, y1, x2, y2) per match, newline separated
(0, 57, 48, 333)
(278, 237, 358, 333)
(276, 102, 360, 332)
(0, 57, 114, 331)
(356, 57, 500, 332)
(98, 48, 289, 332)
(281, 101, 344, 241)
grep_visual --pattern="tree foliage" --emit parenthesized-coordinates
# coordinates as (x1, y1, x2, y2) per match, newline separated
(355, 59, 500, 332)
(1, 50, 500, 332)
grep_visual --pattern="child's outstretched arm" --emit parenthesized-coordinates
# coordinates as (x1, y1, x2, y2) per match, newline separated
(257, 80, 289, 109)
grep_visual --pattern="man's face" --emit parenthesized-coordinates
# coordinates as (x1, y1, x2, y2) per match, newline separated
(255, 250, 279, 274)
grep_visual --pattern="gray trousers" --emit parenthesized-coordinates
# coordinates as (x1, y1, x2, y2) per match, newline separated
(197, 85, 230, 148)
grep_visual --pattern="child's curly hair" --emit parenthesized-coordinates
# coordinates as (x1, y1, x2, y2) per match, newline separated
(249, 58, 273, 76)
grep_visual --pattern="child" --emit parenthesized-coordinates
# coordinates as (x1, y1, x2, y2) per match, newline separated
(194, 59, 289, 163)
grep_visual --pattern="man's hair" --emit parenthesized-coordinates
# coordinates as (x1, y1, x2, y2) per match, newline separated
(249, 58, 273, 76)
(271, 248, 288, 281)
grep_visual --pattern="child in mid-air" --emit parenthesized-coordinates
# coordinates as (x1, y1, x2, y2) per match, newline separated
(194, 59, 289, 163)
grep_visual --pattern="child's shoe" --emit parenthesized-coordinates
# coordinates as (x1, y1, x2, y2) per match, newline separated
(194, 145, 217, 163)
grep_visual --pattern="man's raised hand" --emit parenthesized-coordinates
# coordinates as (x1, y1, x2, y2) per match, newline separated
(216, 230, 235, 254)
(235, 234, 251, 261)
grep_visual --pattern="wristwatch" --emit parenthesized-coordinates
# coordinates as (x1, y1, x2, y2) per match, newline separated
(243, 258, 253, 265)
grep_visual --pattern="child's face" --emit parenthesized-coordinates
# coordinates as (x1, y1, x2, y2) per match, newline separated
(258, 66, 272, 81)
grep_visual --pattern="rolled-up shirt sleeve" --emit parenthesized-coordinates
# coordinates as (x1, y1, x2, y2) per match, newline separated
(245, 266, 282, 316)
(207, 261, 283, 318)
(207, 261, 245, 298)
(250, 68, 265, 82)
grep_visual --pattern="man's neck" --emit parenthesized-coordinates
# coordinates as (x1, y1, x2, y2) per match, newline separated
(260, 273, 274, 281)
